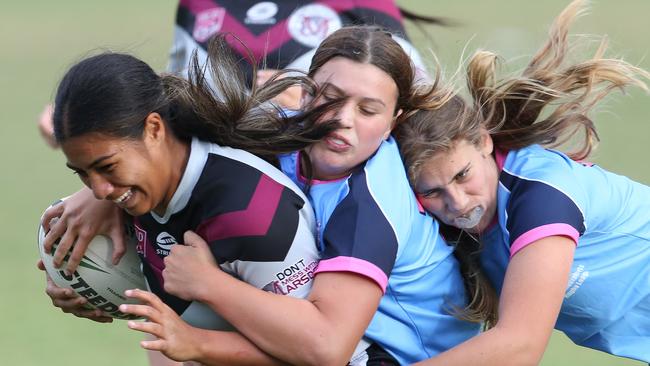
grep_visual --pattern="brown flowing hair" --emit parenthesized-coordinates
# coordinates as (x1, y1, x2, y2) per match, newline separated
(394, 0, 650, 328)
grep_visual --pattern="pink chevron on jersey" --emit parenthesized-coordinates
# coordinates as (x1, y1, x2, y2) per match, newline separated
(196, 173, 284, 241)
(178, 0, 405, 61)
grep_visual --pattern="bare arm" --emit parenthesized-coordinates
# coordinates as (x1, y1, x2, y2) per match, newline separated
(414, 236, 575, 366)
(121, 289, 289, 366)
(203, 272, 380, 366)
(163, 232, 383, 366)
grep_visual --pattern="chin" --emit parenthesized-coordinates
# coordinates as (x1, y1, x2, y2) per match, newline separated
(124, 205, 148, 217)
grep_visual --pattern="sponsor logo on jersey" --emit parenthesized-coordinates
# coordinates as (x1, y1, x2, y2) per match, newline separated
(133, 223, 147, 255)
(287, 4, 341, 47)
(193, 7, 226, 42)
(315, 220, 323, 250)
(565, 264, 589, 299)
(245, 2, 278, 25)
(155, 232, 177, 256)
(262, 258, 318, 295)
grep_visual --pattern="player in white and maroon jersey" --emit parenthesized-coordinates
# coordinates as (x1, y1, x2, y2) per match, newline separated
(168, 0, 428, 83)
(133, 137, 319, 327)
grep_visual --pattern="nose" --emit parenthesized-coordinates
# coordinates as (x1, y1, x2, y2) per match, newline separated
(336, 102, 355, 128)
(86, 173, 115, 200)
(445, 185, 469, 214)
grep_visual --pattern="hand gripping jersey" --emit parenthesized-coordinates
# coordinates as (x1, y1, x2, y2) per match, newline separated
(168, 0, 426, 81)
(480, 144, 650, 362)
(132, 137, 319, 330)
(279, 137, 480, 365)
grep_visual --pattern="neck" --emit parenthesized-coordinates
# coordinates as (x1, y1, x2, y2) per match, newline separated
(153, 137, 191, 216)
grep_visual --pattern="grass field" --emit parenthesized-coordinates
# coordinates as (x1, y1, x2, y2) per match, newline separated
(1, 1, 647, 365)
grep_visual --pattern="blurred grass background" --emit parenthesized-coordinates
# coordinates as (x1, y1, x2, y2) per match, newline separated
(1, 1, 647, 365)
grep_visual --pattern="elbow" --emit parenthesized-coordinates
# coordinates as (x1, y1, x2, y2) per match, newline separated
(501, 352, 542, 366)
(296, 333, 352, 366)
(487, 325, 547, 366)
(500, 336, 546, 366)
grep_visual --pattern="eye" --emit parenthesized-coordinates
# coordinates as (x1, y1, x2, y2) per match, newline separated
(320, 93, 334, 101)
(420, 189, 441, 199)
(455, 167, 470, 181)
(72, 169, 88, 178)
(359, 107, 377, 116)
(98, 163, 116, 173)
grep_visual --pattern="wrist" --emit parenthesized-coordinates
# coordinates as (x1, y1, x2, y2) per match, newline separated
(194, 265, 228, 304)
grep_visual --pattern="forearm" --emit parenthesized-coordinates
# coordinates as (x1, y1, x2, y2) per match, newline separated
(199, 272, 376, 366)
(413, 325, 547, 366)
(200, 276, 341, 365)
(416, 237, 574, 366)
(192, 329, 289, 366)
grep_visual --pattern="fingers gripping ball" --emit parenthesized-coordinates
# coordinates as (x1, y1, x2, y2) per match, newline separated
(37, 205, 146, 320)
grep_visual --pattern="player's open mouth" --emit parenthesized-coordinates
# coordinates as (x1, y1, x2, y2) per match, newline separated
(453, 206, 484, 229)
(113, 189, 133, 204)
(325, 133, 351, 151)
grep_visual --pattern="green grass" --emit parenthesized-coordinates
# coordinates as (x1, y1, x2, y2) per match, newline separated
(1, 1, 647, 365)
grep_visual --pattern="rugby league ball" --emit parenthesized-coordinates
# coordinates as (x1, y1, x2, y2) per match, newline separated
(38, 212, 146, 320)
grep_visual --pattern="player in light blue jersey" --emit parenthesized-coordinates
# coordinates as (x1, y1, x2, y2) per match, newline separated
(395, 1, 650, 364)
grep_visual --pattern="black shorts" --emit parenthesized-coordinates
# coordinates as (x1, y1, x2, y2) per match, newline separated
(348, 342, 400, 366)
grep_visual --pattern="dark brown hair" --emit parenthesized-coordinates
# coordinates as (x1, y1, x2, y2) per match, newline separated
(308, 25, 454, 122)
(53, 35, 340, 162)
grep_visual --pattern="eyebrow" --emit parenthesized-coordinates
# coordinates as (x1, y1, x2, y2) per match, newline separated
(66, 153, 116, 171)
(321, 82, 387, 107)
(447, 163, 471, 185)
(419, 162, 471, 192)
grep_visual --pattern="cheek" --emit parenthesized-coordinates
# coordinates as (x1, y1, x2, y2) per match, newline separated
(418, 197, 444, 216)
(360, 117, 392, 142)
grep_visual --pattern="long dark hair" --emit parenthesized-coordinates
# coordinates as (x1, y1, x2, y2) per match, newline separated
(53, 35, 340, 162)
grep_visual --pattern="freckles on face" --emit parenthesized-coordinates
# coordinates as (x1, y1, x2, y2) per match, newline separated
(306, 57, 399, 180)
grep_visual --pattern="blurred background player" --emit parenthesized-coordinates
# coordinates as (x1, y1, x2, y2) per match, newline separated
(38, 0, 443, 145)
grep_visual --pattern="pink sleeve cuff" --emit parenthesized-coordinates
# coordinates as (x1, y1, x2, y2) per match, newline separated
(314, 257, 388, 293)
(510, 223, 579, 257)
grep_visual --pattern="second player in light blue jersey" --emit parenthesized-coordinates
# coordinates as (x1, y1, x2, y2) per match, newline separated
(395, 1, 650, 364)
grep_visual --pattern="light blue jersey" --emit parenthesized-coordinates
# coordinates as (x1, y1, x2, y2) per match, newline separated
(481, 144, 650, 362)
(280, 137, 480, 365)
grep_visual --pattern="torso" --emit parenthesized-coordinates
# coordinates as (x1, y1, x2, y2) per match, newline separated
(481, 144, 650, 362)
(133, 138, 319, 329)
(280, 137, 480, 364)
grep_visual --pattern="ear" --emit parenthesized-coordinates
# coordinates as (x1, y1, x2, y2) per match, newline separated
(142, 112, 166, 147)
(385, 108, 403, 139)
(300, 88, 313, 108)
(479, 128, 494, 157)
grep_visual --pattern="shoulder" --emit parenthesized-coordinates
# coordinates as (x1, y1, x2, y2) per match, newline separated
(193, 142, 316, 261)
(189, 142, 313, 232)
(498, 146, 586, 253)
(203, 142, 307, 201)
(357, 138, 417, 212)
